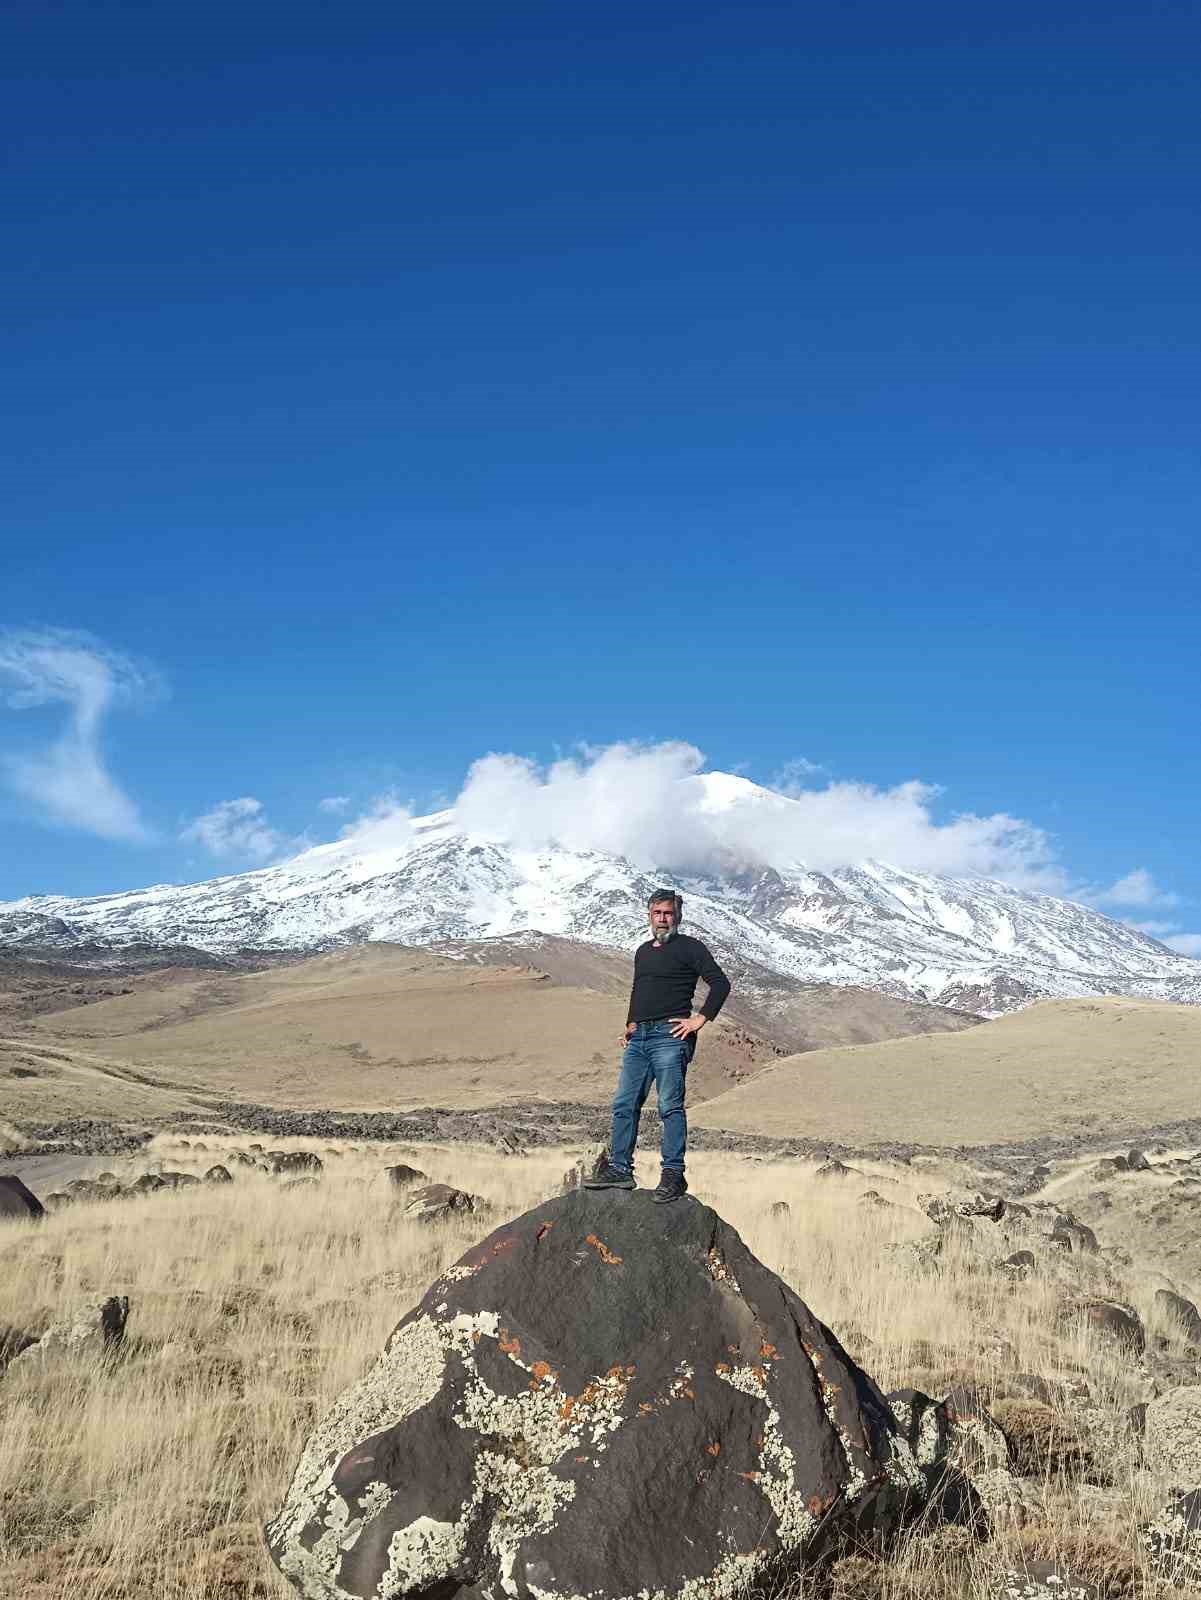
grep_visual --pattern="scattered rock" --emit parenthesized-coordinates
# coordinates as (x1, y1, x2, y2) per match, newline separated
(269, 1151, 323, 1178)
(922, 1193, 1005, 1225)
(1143, 1488, 1201, 1585)
(858, 1190, 893, 1209)
(384, 1163, 428, 1188)
(129, 1173, 167, 1194)
(0, 1175, 45, 1223)
(402, 1183, 485, 1224)
(997, 1561, 1104, 1600)
(769, 1200, 791, 1219)
(1156, 1288, 1201, 1344)
(561, 1147, 608, 1192)
(266, 1190, 933, 1600)
(1127, 1148, 1152, 1172)
(1000, 1250, 1035, 1272)
(226, 1150, 258, 1168)
(204, 1165, 234, 1185)
(815, 1159, 859, 1179)
(494, 1131, 526, 1157)
(1048, 1220, 1098, 1255)
(10, 1294, 129, 1369)
(1145, 1386, 1201, 1486)
(157, 1171, 201, 1189)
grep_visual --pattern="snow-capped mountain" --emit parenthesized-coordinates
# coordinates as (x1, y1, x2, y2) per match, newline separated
(1, 773, 1197, 1016)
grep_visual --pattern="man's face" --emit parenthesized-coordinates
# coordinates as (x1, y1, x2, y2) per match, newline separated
(648, 899, 678, 943)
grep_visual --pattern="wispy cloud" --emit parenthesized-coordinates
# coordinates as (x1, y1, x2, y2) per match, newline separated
(0, 626, 162, 841)
(1163, 934, 1201, 958)
(181, 797, 289, 863)
(318, 794, 351, 814)
(1090, 868, 1179, 910)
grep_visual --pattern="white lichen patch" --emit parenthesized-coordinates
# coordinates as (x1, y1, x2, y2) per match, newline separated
(380, 1517, 465, 1598)
(716, 1364, 817, 1550)
(269, 1314, 447, 1596)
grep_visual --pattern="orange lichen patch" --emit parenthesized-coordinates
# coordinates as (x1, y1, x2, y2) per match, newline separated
(560, 1396, 577, 1419)
(808, 1494, 827, 1516)
(574, 1456, 588, 1463)
(638, 1402, 656, 1416)
(586, 1234, 622, 1266)
(739, 1471, 761, 1484)
(683, 1387, 695, 1401)
(471, 1331, 481, 1345)
(759, 1341, 779, 1361)
(705, 1442, 721, 1457)
(749, 1366, 768, 1388)
(498, 1331, 522, 1358)
(535, 1222, 554, 1242)
(727, 1344, 741, 1356)
(531, 1360, 554, 1383)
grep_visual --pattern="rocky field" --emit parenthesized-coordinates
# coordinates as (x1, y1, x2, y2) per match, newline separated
(4, 1136, 1201, 1599)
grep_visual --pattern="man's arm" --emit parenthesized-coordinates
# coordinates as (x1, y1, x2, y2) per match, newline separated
(696, 941, 731, 1021)
(670, 940, 731, 1038)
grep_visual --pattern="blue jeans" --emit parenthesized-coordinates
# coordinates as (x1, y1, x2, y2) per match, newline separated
(609, 1020, 695, 1175)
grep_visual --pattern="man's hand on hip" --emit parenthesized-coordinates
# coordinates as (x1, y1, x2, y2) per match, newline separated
(621, 1021, 636, 1045)
(670, 1014, 708, 1040)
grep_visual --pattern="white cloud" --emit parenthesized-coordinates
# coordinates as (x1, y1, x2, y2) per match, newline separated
(1124, 919, 1181, 937)
(0, 625, 162, 841)
(449, 741, 1061, 885)
(332, 791, 415, 854)
(772, 756, 829, 792)
(318, 795, 351, 814)
(181, 797, 286, 863)
(1163, 934, 1201, 958)
(1091, 868, 1179, 909)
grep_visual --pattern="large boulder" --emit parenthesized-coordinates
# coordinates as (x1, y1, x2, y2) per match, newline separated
(270, 1151, 324, 1178)
(0, 1175, 45, 1223)
(1057, 1298, 1145, 1354)
(1157, 1289, 1201, 1344)
(266, 1190, 929, 1600)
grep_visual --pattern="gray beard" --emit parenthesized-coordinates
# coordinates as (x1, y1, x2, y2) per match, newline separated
(651, 926, 677, 944)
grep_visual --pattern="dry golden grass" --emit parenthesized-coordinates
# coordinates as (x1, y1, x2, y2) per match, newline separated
(0, 1142, 1175, 1598)
(692, 996, 1201, 1146)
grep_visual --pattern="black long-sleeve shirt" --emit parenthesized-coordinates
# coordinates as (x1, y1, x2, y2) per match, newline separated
(625, 934, 732, 1025)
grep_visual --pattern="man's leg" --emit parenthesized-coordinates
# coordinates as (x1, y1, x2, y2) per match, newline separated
(649, 1030, 693, 1194)
(586, 1034, 651, 1187)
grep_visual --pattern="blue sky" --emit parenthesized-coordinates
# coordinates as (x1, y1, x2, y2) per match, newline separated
(2, 1, 1198, 950)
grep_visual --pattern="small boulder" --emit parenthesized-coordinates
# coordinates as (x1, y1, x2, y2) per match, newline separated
(384, 1163, 428, 1189)
(1048, 1220, 1098, 1255)
(1000, 1250, 1035, 1272)
(858, 1190, 893, 1209)
(1156, 1288, 1201, 1344)
(226, 1150, 258, 1168)
(129, 1173, 167, 1195)
(402, 1183, 483, 1224)
(157, 1171, 201, 1189)
(1128, 1148, 1152, 1172)
(998, 1561, 1105, 1600)
(990, 1399, 1094, 1479)
(494, 1131, 526, 1157)
(10, 1294, 129, 1369)
(204, 1165, 234, 1184)
(815, 1159, 858, 1179)
(0, 1175, 45, 1223)
(769, 1200, 791, 1219)
(1058, 1298, 1145, 1354)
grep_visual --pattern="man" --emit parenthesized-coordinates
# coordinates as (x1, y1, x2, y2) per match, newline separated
(585, 888, 731, 1203)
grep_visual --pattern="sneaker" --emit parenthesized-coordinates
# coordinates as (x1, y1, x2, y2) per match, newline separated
(652, 1168, 688, 1204)
(582, 1159, 636, 1190)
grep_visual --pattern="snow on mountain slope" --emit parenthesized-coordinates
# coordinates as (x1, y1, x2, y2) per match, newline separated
(1, 773, 1197, 1015)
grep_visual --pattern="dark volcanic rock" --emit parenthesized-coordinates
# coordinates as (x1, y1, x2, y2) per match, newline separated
(1048, 1220, 1098, 1256)
(1058, 1298, 1145, 1355)
(204, 1165, 234, 1185)
(0, 1174, 45, 1222)
(266, 1190, 929, 1600)
(270, 1151, 324, 1178)
(815, 1159, 858, 1179)
(1128, 1147, 1152, 1172)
